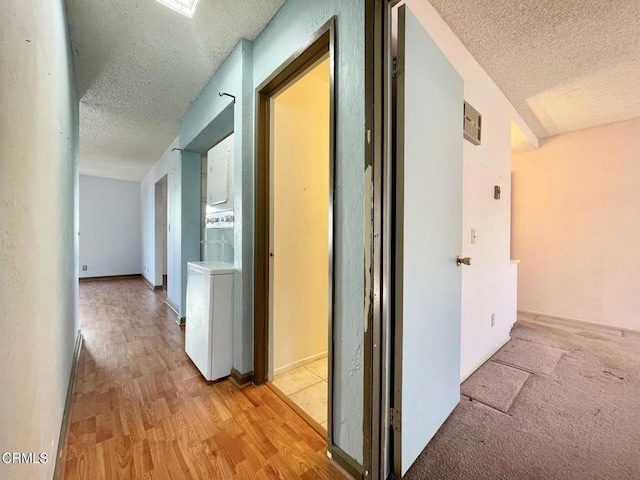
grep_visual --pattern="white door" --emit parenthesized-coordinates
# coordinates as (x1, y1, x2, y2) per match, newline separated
(393, 4, 464, 476)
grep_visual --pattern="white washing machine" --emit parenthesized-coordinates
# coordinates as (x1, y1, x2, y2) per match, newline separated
(185, 261, 234, 381)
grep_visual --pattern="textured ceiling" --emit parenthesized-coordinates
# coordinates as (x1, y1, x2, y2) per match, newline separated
(428, 0, 640, 139)
(67, 0, 284, 181)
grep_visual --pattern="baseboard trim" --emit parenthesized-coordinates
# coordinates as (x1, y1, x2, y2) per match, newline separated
(273, 351, 328, 376)
(230, 368, 253, 387)
(460, 335, 511, 383)
(53, 329, 83, 480)
(165, 298, 184, 325)
(267, 382, 327, 439)
(518, 309, 640, 335)
(80, 273, 143, 282)
(141, 275, 162, 291)
(328, 445, 363, 479)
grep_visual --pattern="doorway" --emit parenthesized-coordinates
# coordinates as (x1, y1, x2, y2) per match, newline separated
(254, 24, 335, 441)
(154, 174, 169, 291)
(269, 57, 330, 434)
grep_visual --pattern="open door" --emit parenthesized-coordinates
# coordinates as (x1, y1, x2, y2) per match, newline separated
(392, 4, 464, 476)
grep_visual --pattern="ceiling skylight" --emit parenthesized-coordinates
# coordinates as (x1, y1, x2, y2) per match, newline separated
(155, 0, 200, 18)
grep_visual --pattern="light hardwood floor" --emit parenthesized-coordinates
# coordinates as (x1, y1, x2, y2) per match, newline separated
(61, 278, 344, 479)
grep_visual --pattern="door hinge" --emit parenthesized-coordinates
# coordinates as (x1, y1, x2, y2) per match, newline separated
(389, 408, 401, 431)
(392, 57, 398, 78)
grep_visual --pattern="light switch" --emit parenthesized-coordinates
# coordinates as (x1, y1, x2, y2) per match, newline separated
(471, 228, 477, 244)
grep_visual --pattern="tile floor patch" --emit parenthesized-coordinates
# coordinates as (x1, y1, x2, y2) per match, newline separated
(305, 357, 328, 380)
(271, 367, 322, 396)
(289, 382, 328, 424)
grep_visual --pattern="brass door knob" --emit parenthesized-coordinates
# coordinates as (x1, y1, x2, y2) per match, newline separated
(457, 256, 472, 266)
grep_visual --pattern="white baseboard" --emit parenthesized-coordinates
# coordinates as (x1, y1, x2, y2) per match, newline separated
(460, 335, 511, 383)
(518, 309, 640, 335)
(274, 351, 328, 377)
(164, 298, 184, 325)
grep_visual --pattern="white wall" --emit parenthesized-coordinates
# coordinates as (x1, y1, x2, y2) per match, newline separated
(272, 60, 329, 373)
(405, 0, 539, 379)
(79, 175, 141, 278)
(0, 0, 79, 478)
(140, 137, 182, 310)
(512, 118, 640, 331)
(162, 179, 167, 276)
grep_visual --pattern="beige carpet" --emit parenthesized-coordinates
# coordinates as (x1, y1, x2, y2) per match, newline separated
(406, 314, 640, 480)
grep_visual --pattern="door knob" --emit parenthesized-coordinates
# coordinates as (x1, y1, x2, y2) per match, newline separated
(457, 256, 472, 266)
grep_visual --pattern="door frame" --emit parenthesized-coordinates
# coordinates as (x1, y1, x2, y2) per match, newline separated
(367, 1, 432, 479)
(253, 16, 337, 445)
(367, 1, 464, 477)
(363, 1, 387, 479)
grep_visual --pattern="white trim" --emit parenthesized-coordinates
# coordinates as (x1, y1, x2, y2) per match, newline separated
(518, 309, 640, 335)
(273, 351, 328, 377)
(460, 336, 511, 383)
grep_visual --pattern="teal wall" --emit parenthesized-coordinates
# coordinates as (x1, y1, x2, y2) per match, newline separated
(180, 39, 255, 373)
(179, 151, 202, 314)
(178, 0, 365, 463)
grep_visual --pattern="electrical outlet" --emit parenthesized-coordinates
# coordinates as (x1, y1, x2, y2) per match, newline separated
(82, 265, 87, 271)
(491, 313, 496, 327)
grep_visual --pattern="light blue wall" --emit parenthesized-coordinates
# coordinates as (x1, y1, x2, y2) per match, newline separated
(252, 0, 366, 461)
(177, 0, 365, 463)
(0, 0, 79, 478)
(180, 39, 255, 373)
(79, 175, 142, 278)
(179, 151, 202, 313)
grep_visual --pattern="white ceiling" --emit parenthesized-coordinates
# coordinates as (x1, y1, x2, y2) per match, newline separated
(428, 0, 640, 140)
(67, 0, 284, 181)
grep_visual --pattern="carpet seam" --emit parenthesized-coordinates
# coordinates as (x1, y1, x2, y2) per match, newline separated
(510, 330, 571, 351)
(519, 317, 626, 337)
(504, 370, 532, 415)
(490, 358, 559, 380)
(461, 394, 513, 417)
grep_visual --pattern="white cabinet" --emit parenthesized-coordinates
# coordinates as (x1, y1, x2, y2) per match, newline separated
(206, 147, 229, 206)
(185, 261, 234, 381)
(205, 133, 234, 210)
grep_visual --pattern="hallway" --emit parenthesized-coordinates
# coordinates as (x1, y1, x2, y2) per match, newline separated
(61, 278, 343, 479)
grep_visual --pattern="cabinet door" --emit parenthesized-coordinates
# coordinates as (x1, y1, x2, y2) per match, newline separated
(207, 150, 229, 206)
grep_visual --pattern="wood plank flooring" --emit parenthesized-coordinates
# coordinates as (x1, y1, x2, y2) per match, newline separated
(61, 277, 344, 479)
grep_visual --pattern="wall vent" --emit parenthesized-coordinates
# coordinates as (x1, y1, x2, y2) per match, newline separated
(463, 101, 482, 145)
